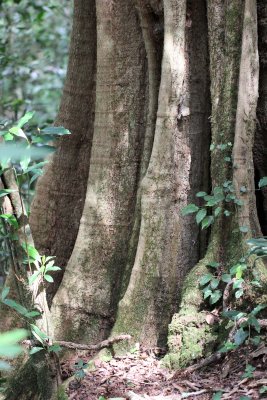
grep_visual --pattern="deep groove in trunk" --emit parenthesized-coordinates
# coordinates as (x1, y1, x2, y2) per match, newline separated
(186, 0, 211, 261)
(254, 0, 267, 235)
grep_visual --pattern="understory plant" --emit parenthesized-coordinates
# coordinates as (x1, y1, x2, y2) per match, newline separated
(0, 111, 70, 393)
(182, 177, 267, 353)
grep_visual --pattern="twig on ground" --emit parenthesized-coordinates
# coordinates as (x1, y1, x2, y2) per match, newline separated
(182, 352, 224, 374)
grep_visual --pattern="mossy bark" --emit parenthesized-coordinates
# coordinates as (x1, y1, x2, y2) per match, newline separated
(166, 0, 267, 369)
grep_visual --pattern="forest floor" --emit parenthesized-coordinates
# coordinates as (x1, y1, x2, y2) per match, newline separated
(63, 344, 267, 400)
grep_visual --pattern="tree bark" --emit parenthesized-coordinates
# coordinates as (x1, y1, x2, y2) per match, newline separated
(112, 0, 210, 348)
(51, 0, 148, 343)
(30, 0, 97, 303)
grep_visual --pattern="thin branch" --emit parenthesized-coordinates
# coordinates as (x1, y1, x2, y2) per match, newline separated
(23, 334, 131, 351)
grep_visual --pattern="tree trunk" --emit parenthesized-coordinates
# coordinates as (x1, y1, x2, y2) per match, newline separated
(30, 0, 97, 304)
(165, 0, 267, 369)
(50, 0, 149, 343)
(3, 2, 266, 397)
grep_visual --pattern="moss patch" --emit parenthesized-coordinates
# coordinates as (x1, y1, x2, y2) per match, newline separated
(163, 308, 218, 369)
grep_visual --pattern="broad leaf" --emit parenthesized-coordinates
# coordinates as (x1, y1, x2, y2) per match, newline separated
(44, 274, 54, 283)
(199, 273, 213, 286)
(0, 189, 16, 198)
(29, 346, 44, 355)
(234, 328, 248, 345)
(181, 204, 199, 216)
(17, 111, 35, 128)
(201, 216, 214, 230)
(209, 290, 222, 304)
(41, 126, 71, 136)
(196, 208, 207, 224)
(259, 177, 267, 188)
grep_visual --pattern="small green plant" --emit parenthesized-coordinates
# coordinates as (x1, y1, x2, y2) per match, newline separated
(0, 111, 70, 361)
(241, 364, 255, 379)
(181, 136, 267, 356)
(73, 359, 88, 382)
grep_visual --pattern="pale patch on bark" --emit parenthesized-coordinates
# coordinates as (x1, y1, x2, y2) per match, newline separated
(232, 0, 260, 236)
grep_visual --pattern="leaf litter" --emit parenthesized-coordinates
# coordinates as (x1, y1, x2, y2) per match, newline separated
(64, 344, 267, 400)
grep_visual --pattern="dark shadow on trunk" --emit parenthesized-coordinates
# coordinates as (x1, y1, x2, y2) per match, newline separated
(254, 0, 267, 234)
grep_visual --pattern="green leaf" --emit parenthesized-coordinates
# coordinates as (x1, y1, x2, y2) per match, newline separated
(9, 126, 27, 140)
(224, 210, 231, 217)
(196, 208, 207, 224)
(233, 278, 243, 290)
(17, 111, 35, 128)
(224, 157, 231, 162)
(210, 278, 220, 290)
(222, 310, 245, 320)
(196, 191, 207, 197)
(259, 386, 267, 394)
(21, 243, 41, 262)
(20, 156, 31, 172)
(48, 344, 62, 353)
(251, 336, 261, 346)
(247, 315, 261, 333)
(28, 270, 41, 285)
(251, 304, 267, 316)
(0, 213, 19, 229)
(221, 274, 232, 283)
(1, 287, 10, 301)
(0, 329, 27, 358)
(30, 171, 43, 186)
(23, 161, 48, 174)
(259, 177, 267, 188)
(235, 289, 243, 299)
(214, 207, 222, 217)
(203, 288, 212, 299)
(241, 364, 255, 379)
(219, 341, 237, 353)
(234, 328, 249, 346)
(3, 298, 29, 316)
(240, 186, 247, 193)
(44, 274, 54, 283)
(212, 392, 223, 400)
(30, 324, 48, 345)
(41, 126, 71, 136)
(209, 290, 222, 304)
(45, 266, 61, 272)
(201, 216, 214, 229)
(235, 199, 244, 206)
(29, 346, 44, 355)
(207, 261, 220, 269)
(24, 311, 41, 318)
(199, 273, 213, 286)
(235, 264, 244, 279)
(0, 189, 16, 198)
(181, 204, 199, 216)
(210, 144, 215, 151)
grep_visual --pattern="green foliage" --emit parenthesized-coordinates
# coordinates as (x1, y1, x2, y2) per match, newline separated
(181, 180, 246, 230)
(0, 329, 27, 370)
(0, 113, 70, 370)
(73, 359, 88, 382)
(0, 0, 71, 124)
(181, 147, 267, 358)
(241, 364, 255, 379)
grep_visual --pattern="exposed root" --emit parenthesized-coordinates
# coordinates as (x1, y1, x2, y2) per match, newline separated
(23, 334, 131, 352)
